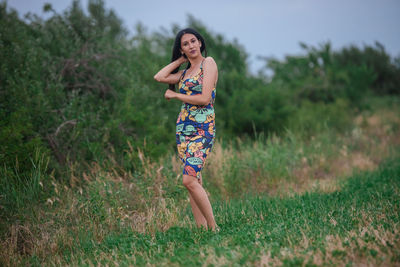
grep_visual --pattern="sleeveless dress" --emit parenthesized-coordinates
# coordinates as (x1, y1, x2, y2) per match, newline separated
(176, 60, 216, 179)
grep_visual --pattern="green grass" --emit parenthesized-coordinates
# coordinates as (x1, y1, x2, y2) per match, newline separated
(18, 156, 399, 266)
(0, 148, 50, 213)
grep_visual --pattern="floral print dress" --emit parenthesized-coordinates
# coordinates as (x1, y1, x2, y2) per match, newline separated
(175, 60, 216, 179)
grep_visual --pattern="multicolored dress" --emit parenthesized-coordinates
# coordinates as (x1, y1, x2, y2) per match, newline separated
(176, 60, 216, 179)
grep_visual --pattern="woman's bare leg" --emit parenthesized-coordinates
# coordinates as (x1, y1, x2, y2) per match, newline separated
(188, 192, 207, 229)
(183, 174, 216, 231)
(188, 173, 207, 228)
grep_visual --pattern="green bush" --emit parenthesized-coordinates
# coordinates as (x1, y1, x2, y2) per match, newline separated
(288, 98, 353, 136)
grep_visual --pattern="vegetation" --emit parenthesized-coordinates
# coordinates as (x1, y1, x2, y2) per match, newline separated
(1, 0, 399, 266)
(1, 101, 399, 266)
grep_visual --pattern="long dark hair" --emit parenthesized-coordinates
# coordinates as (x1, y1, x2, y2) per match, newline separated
(169, 28, 207, 90)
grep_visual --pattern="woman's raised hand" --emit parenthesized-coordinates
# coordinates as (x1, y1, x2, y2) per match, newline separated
(154, 56, 188, 84)
(178, 55, 188, 64)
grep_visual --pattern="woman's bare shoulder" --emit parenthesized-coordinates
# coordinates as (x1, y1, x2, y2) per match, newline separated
(204, 56, 217, 69)
(204, 56, 216, 64)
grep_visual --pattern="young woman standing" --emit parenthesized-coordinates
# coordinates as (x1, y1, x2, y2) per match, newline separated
(154, 28, 219, 231)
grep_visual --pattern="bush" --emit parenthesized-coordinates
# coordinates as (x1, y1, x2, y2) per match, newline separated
(288, 98, 353, 136)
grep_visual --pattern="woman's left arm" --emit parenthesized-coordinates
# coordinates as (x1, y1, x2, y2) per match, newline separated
(165, 57, 218, 105)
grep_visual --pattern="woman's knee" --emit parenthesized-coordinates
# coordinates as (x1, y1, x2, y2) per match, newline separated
(182, 175, 198, 189)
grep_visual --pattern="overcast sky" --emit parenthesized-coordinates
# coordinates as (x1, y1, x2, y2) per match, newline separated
(6, 0, 400, 73)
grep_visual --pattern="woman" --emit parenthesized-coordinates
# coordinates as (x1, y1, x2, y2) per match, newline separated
(154, 28, 219, 231)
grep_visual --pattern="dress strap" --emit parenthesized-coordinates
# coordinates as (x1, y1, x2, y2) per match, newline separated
(200, 58, 206, 69)
(180, 68, 188, 81)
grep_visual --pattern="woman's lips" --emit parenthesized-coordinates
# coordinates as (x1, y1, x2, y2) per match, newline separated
(190, 50, 196, 54)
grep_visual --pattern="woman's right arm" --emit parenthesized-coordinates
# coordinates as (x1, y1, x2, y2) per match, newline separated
(154, 56, 187, 84)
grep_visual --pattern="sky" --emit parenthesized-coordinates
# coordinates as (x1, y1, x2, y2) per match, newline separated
(6, 0, 400, 73)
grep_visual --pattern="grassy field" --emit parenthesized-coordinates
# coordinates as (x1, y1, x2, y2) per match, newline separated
(2, 157, 399, 266)
(1, 103, 399, 266)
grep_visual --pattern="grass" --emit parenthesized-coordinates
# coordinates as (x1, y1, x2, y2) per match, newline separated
(1, 102, 399, 266)
(4, 157, 398, 266)
(0, 147, 50, 215)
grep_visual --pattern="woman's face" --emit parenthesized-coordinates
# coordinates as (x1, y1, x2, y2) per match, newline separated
(180, 33, 202, 59)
